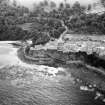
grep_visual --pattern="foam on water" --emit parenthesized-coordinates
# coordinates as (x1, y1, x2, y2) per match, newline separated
(0, 41, 105, 105)
(0, 42, 66, 77)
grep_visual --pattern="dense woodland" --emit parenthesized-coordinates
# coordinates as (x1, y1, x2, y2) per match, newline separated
(0, 0, 105, 45)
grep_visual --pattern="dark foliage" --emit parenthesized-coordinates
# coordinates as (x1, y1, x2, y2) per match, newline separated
(0, 3, 30, 40)
(0, 0, 105, 42)
(65, 13, 105, 34)
(101, 0, 105, 7)
(31, 32, 50, 46)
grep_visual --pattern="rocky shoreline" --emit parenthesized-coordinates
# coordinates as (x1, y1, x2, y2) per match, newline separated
(17, 44, 105, 92)
(16, 33, 105, 95)
(58, 35, 105, 57)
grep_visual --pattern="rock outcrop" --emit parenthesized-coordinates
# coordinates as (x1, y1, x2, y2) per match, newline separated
(57, 35, 105, 58)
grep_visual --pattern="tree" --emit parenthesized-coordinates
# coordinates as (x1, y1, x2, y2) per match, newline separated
(43, 0, 49, 6)
(50, 29, 61, 39)
(39, 1, 45, 7)
(72, 1, 85, 15)
(72, 1, 81, 9)
(58, 27, 66, 33)
(13, 0, 17, 7)
(59, 2, 64, 10)
(87, 4, 92, 11)
(50, 1, 56, 8)
(32, 32, 50, 45)
(65, 3, 70, 8)
(101, 0, 105, 7)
